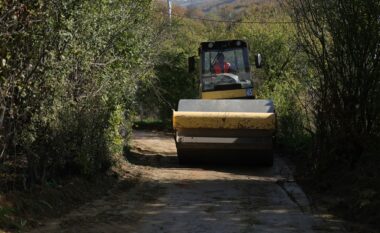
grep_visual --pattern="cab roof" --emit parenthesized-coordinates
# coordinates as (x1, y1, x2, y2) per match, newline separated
(200, 40, 248, 51)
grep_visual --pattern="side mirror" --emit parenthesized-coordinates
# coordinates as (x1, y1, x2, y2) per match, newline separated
(255, 53, 263, 68)
(188, 56, 196, 73)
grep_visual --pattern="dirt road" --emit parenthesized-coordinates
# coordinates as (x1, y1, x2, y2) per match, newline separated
(30, 130, 345, 233)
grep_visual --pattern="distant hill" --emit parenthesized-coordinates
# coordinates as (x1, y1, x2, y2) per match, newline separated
(172, 0, 272, 12)
(172, 0, 204, 7)
(169, 0, 278, 21)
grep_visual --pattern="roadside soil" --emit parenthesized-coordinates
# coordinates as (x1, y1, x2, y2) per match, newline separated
(27, 130, 347, 233)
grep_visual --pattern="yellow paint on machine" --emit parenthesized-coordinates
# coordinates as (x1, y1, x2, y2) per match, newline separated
(201, 89, 250, 99)
(173, 111, 276, 130)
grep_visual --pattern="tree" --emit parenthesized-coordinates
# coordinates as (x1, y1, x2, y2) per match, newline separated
(135, 3, 207, 125)
(287, 0, 380, 169)
(0, 0, 155, 186)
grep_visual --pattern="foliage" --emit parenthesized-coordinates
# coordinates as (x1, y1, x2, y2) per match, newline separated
(0, 0, 154, 186)
(288, 0, 380, 170)
(154, 50, 198, 122)
(135, 4, 207, 124)
(287, 0, 380, 229)
(0, 206, 15, 229)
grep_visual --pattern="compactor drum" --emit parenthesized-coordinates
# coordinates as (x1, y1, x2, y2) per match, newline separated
(173, 40, 276, 166)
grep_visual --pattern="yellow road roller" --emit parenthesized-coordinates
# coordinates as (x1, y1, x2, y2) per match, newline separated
(173, 40, 276, 166)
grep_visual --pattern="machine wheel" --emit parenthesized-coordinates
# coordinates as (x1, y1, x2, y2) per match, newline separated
(259, 150, 274, 167)
(177, 150, 191, 165)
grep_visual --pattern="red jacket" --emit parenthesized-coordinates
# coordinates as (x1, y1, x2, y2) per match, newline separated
(213, 62, 231, 74)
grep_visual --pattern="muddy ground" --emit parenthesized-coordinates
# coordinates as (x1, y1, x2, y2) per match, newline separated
(28, 130, 346, 233)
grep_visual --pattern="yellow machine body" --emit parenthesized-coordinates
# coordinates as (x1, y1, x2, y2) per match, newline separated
(173, 111, 275, 130)
(201, 89, 251, 99)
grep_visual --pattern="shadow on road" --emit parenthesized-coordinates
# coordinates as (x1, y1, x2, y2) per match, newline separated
(125, 149, 275, 178)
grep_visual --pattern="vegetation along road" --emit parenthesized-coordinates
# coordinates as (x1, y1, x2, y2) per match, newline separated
(29, 130, 345, 233)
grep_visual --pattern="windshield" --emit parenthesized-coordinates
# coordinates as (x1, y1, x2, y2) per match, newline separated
(201, 47, 252, 91)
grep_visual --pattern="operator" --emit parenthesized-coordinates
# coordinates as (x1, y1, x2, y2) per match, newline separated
(213, 53, 232, 74)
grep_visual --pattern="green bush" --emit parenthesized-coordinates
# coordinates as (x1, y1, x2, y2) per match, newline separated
(259, 78, 311, 152)
(135, 13, 205, 125)
(0, 0, 154, 187)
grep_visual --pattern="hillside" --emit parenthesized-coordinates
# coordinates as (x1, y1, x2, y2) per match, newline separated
(173, 0, 273, 13)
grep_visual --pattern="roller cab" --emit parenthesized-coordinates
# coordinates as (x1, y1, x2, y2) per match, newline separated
(174, 40, 276, 165)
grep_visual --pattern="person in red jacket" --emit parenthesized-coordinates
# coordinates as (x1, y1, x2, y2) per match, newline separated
(213, 53, 231, 74)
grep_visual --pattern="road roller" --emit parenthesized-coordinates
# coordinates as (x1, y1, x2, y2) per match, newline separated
(173, 40, 276, 166)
